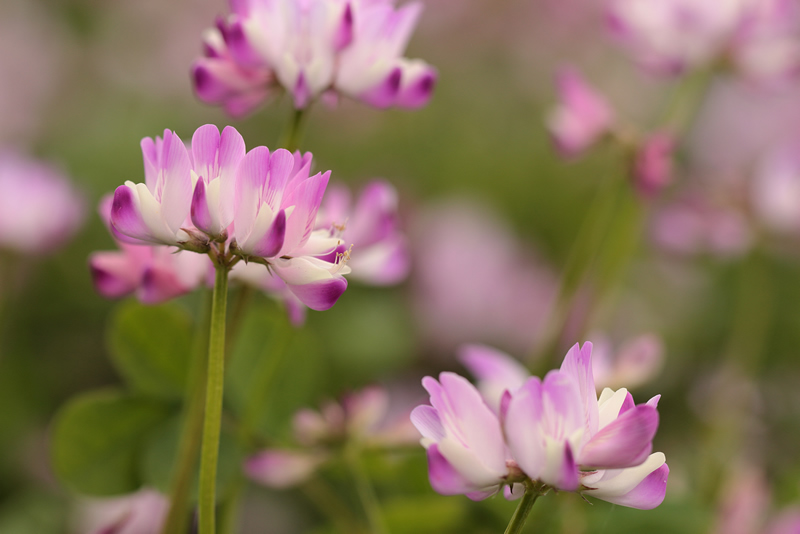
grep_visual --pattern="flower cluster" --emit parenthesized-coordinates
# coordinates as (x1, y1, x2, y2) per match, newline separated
(245, 385, 419, 488)
(411, 343, 669, 509)
(103, 124, 350, 311)
(608, 0, 800, 81)
(92, 148, 409, 318)
(192, 0, 438, 116)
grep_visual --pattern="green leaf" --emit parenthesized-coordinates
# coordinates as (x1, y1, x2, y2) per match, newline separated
(51, 389, 172, 496)
(226, 298, 323, 438)
(106, 300, 193, 399)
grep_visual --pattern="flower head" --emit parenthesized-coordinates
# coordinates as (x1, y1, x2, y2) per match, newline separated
(191, 0, 437, 114)
(547, 67, 615, 159)
(0, 150, 84, 255)
(413, 343, 669, 509)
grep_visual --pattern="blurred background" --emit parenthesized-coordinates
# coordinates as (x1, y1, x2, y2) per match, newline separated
(4, 0, 800, 532)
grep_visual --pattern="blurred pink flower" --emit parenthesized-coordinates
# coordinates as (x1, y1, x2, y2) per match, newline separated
(633, 132, 675, 198)
(246, 385, 419, 488)
(547, 67, 615, 159)
(608, 0, 800, 81)
(90, 196, 210, 304)
(76, 489, 168, 534)
(412, 200, 557, 355)
(0, 151, 84, 255)
(751, 133, 800, 233)
(650, 192, 752, 257)
(192, 0, 437, 114)
(591, 333, 665, 391)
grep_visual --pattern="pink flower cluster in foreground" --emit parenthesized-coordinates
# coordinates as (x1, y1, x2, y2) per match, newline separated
(94, 124, 349, 311)
(411, 343, 669, 509)
(192, 0, 437, 116)
(90, 129, 408, 320)
(0, 151, 84, 256)
(245, 386, 419, 488)
(608, 0, 800, 81)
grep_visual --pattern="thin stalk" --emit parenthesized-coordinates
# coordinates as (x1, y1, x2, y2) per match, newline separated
(345, 447, 388, 534)
(529, 171, 624, 367)
(160, 292, 212, 534)
(280, 108, 307, 152)
(198, 265, 230, 534)
(504, 484, 543, 534)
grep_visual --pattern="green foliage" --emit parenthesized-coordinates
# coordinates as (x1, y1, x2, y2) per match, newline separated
(51, 389, 171, 496)
(140, 414, 245, 501)
(226, 297, 324, 441)
(383, 496, 464, 534)
(106, 300, 193, 400)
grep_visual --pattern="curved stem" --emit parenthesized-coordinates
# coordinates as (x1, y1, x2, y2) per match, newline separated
(504, 484, 543, 534)
(345, 447, 389, 534)
(160, 292, 212, 534)
(198, 265, 230, 534)
(280, 108, 307, 152)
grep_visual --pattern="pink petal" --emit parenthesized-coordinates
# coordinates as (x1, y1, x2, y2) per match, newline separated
(580, 405, 659, 469)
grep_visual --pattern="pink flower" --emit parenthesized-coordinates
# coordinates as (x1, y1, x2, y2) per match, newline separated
(633, 132, 675, 198)
(90, 197, 210, 304)
(650, 193, 752, 257)
(410, 373, 511, 499)
(192, 15, 277, 118)
(0, 150, 84, 255)
(504, 343, 667, 508)
(111, 129, 194, 246)
(230, 179, 408, 322)
(77, 489, 168, 534)
(317, 180, 410, 285)
(608, 0, 800, 82)
(232, 147, 349, 310)
(412, 200, 557, 355)
(751, 134, 800, 233)
(591, 333, 665, 391)
(106, 125, 351, 311)
(192, 0, 437, 113)
(414, 343, 669, 509)
(547, 67, 615, 159)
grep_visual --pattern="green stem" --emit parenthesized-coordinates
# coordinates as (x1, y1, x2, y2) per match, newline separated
(504, 484, 543, 534)
(529, 171, 624, 366)
(345, 447, 388, 534)
(280, 108, 307, 152)
(198, 265, 230, 534)
(160, 292, 212, 534)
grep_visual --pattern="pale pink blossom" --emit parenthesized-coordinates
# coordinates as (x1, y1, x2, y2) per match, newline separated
(547, 67, 615, 158)
(412, 200, 557, 355)
(591, 333, 665, 391)
(633, 132, 675, 198)
(751, 133, 800, 233)
(0, 151, 84, 255)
